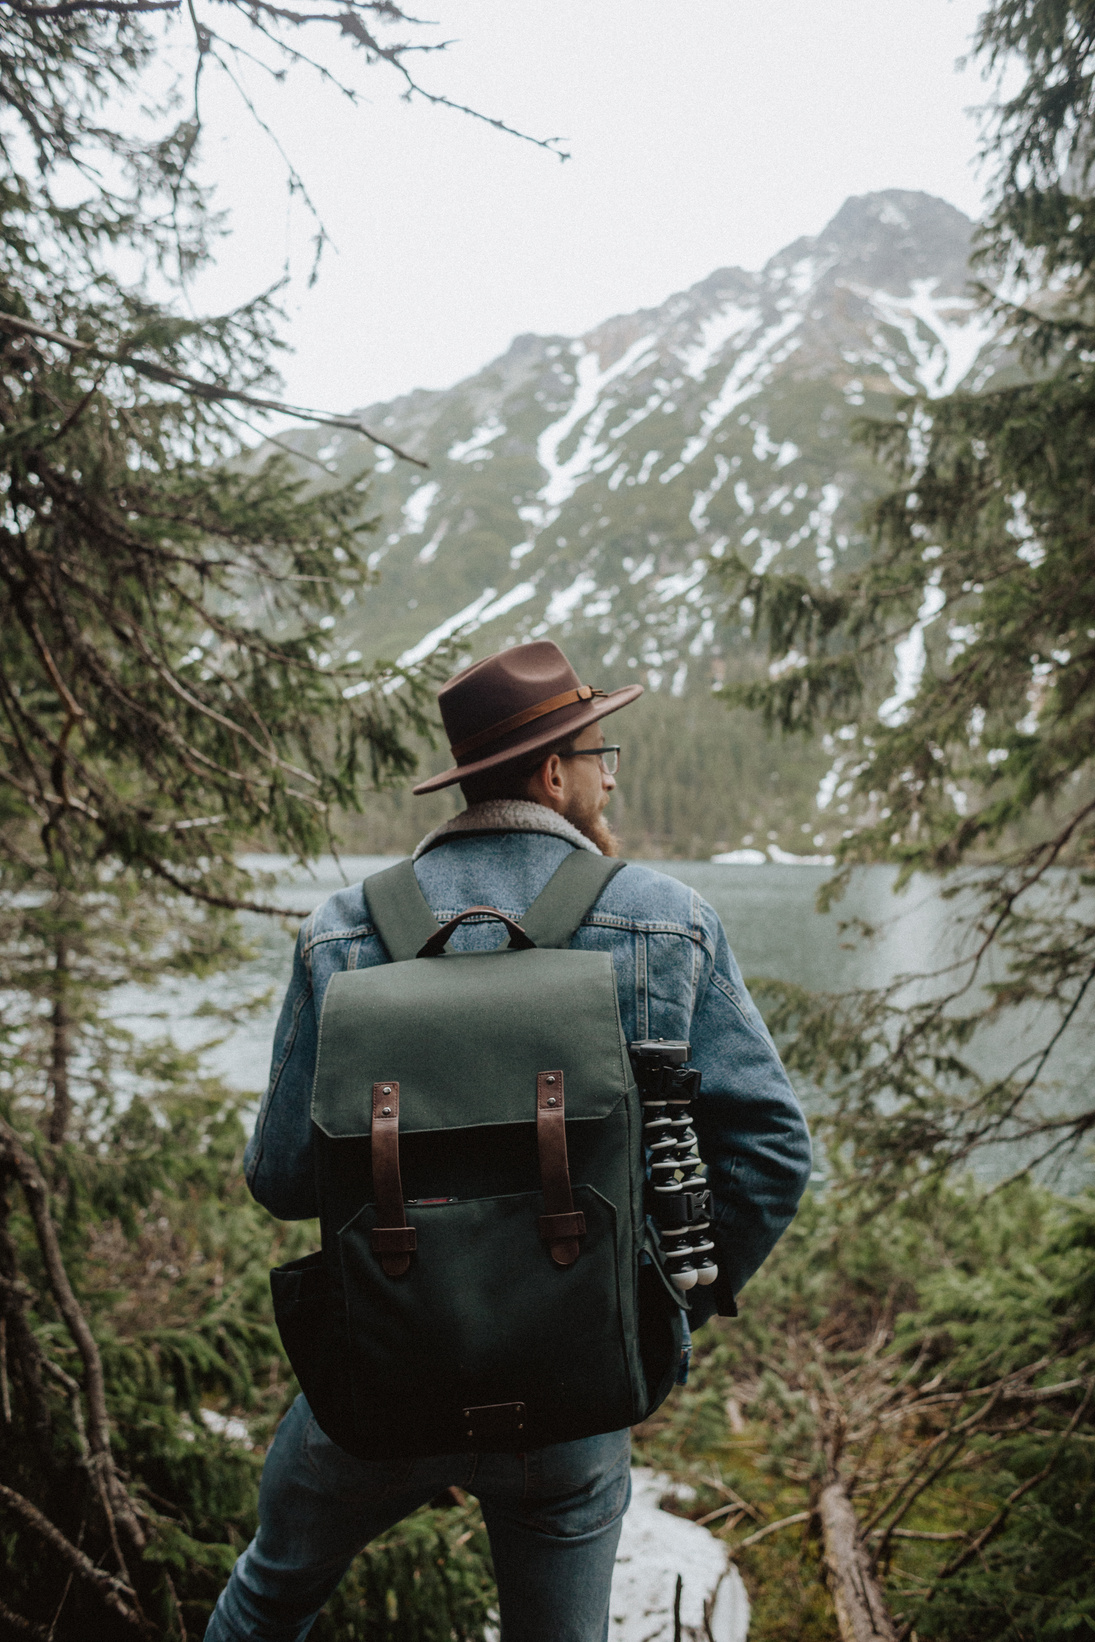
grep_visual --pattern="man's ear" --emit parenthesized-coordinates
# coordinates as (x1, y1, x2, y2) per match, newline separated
(527, 752, 565, 810)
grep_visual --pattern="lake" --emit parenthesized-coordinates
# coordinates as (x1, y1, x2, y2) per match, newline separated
(125, 855, 1091, 1187)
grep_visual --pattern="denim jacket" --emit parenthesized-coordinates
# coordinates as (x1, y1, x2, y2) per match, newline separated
(245, 831, 812, 1326)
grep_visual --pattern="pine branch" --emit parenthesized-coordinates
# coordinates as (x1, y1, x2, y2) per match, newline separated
(0, 312, 428, 467)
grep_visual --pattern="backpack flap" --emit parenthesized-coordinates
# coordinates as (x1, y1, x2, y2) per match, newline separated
(311, 947, 631, 1137)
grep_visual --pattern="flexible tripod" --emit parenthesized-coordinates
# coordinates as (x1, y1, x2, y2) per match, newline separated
(628, 1039, 718, 1291)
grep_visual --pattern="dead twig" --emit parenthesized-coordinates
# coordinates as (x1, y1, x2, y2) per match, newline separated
(733, 1510, 813, 1549)
(0, 1485, 142, 1627)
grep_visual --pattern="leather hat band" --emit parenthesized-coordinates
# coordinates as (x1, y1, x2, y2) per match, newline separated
(450, 684, 605, 760)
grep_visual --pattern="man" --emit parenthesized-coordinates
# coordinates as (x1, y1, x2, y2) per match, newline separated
(206, 639, 811, 1642)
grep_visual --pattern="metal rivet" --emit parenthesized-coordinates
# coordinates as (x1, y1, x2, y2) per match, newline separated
(382, 1106, 392, 1116)
(547, 1097, 557, 1107)
(545, 1076, 556, 1084)
(382, 1085, 392, 1095)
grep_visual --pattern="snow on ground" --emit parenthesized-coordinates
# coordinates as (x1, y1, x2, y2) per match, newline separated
(766, 844, 836, 866)
(609, 1470, 750, 1642)
(712, 847, 835, 866)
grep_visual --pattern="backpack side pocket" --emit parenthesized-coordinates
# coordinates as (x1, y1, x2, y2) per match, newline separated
(270, 1250, 355, 1451)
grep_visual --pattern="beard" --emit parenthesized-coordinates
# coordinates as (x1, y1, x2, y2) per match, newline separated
(564, 791, 620, 857)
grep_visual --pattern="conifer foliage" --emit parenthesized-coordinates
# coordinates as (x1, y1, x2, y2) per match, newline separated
(722, 0, 1095, 1183)
(710, 6, 1095, 1636)
(0, 6, 477, 1636)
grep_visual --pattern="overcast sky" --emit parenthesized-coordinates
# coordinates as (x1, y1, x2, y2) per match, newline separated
(184, 0, 992, 414)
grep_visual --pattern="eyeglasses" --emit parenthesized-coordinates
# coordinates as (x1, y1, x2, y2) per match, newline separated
(559, 745, 620, 776)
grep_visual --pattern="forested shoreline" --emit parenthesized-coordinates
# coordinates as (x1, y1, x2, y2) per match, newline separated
(1, 3, 1093, 1639)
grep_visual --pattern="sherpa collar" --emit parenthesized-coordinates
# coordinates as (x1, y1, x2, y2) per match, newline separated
(412, 799, 601, 861)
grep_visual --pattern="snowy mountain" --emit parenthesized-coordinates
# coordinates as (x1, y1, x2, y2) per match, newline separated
(281, 190, 1003, 855)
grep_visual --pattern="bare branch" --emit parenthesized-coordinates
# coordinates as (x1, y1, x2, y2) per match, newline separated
(4, 0, 176, 12)
(0, 1485, 142, 1627)
(733, 1510, 813, 1549)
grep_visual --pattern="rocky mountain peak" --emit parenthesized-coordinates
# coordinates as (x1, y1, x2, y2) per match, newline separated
(282, 189, 1006, 852)
(284, 187, 999, 713)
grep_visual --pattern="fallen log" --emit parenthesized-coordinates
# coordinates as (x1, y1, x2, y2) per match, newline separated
(818, 1481, 898, 1642)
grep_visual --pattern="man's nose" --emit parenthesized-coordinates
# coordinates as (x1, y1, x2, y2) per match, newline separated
(602, 765, 616, 791)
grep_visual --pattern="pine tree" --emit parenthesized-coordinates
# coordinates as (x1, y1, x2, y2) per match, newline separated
(719, 0, 1095, 1185)
(708, 8, 1095, 1637)
(0, 8, 519, 1635)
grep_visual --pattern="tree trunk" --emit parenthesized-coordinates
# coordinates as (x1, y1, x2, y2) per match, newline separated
(0, 1185, 52, 1445)
(47, 941, 71, 1146)
(818, 1481, 898, 1642)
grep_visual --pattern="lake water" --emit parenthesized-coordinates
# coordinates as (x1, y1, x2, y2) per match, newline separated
(130, 855, 1091, 1187)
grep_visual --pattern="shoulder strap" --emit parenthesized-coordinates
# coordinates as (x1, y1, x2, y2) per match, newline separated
(363, 859, 442, 963)
(519, 851, 626, 950)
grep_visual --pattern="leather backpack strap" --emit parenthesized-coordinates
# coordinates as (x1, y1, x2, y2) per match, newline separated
(364, 858, 442, 962)
(519, 851, 626, 950)
(369, 1081, 416, 1277)
(535, 1071, 585, 1267)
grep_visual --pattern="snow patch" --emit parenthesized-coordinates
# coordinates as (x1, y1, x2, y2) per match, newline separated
(401, 481, 440, 533)
(878, 200, 910, 229)
(448, 416, 505, 462)
(690, 454, 733, 532)
(654, 563, 707, 603)
(477, 581, 538, 625)
(752, 538, 782, 575)
(811, 483, 843, 577)
(779, 254, 835, 298)
(417, 521, 448, 565)
(609, 1470, 749, 1641)
(537, 335, 657, 509)
(878, 575, 946, 725)
(634, 449, 662, 485)
(661, 313, 802, 482)
(767, 844, 836, 866)
(679, 304, 758, 381)
(711, 848, 767, 865)
(864, 279, 996, 397)
(395, 587, 499, 669)
(542, 571, 599, 628)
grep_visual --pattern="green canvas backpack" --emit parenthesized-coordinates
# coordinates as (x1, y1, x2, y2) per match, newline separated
(270, 850, 688, 1460)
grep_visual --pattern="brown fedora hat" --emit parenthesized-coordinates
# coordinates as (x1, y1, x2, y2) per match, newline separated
(412, 640, 643, 795)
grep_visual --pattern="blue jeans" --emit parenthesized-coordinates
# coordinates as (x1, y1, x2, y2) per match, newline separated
(204, 1396, 632, 1642)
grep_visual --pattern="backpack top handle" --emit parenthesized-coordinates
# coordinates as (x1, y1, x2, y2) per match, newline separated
(364, 850, 626, 964)
(416, 907, 536, 959)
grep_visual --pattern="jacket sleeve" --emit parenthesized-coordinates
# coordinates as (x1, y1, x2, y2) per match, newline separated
(243, 926, 320, 1220)
(687, 902, 812, 1323)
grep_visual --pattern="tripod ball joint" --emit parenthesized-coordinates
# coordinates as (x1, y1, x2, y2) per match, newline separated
(628, 1039, 718, 1292)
